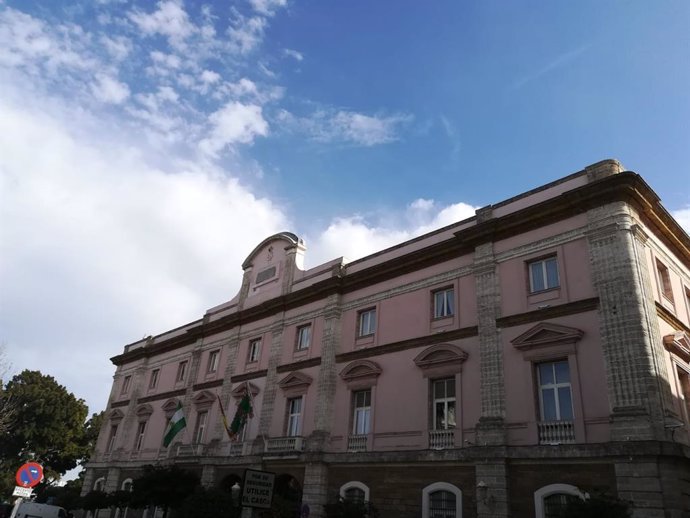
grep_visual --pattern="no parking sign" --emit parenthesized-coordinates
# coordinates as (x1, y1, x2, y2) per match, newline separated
(15, 462, 44, 488)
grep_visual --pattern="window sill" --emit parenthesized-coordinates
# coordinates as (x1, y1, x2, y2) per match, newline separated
(355, 334, 375, 347)
(527, 287, 562, 306)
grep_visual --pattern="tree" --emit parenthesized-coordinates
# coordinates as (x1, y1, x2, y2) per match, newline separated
(130, 465, 200, 518)
(325, 497, 380, 518)
(558, 493, 631, 518)
(177, 486, 237, 518)
(0, 345, 15, 436)
(0, 370, 89, 486)
(81, 411, 105, 465)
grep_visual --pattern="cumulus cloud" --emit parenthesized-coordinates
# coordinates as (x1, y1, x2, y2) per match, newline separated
(227, 14, 267, 54)
(91, 73, 131, 104)
(199, 101, 269, 156)
(128, 0, 195, 49)
(278, 109, 412, 146)
(283, 48, 303, 61)
(672, 207, 690, 235)
(249, 0, 288, 17)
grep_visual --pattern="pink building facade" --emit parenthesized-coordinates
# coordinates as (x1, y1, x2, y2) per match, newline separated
(84, 160, 690, 518)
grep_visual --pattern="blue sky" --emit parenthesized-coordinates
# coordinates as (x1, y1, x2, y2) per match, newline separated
(1, 0, 689, 423)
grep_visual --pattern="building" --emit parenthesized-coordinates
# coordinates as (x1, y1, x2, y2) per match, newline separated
(83, 160, 690, 518)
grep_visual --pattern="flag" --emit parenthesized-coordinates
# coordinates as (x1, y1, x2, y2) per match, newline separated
(163, 402, 186, 447)
(217, 394, 233, 440)
(228, 389, 253, 441)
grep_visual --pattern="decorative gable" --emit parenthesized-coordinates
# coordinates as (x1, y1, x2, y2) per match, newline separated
(231, 382, 260, 399)
(511, 323, 584, 350)
(278, 371, 313, 396)
(135, 404, 154, 418)
(192, 390, 216, 409)
(413, 344, 468, 378)
(339, 360, 382, 389)
(162, 398, 182, 418)
(108, 408, 124, 422)
(663, 331, 690, 362)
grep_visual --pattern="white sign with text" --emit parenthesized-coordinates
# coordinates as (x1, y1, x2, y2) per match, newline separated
(241, 469, 275, 509)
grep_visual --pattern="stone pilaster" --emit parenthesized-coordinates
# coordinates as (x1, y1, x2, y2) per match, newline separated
(474, 239, 506, 445)
(201, 465, 217, 488)
(258, 320, 285, 437)
(475, 461, 509, 518)
(301, 462, 329, 518)
(118, 365, 148, 451)
(615, 461, 665, 518)
(80, 468, 96, 497)
(586, 203, 666, 440)
(212, 336, 240, 442)
(104, 467, 122, 493)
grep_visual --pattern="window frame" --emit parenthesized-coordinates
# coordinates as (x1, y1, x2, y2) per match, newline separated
(175, 361, 188, 384)
(536, 360, 574, 422)
(421, 482, 462, 518)
(432, 378, 457, 431)
(285, 396, 303, 437)
(193, 411, 208, 444)
(534, 484, 586, 518)
(106, 424, 118, 453)
(248, 338, 262, 363)
(527, 255, 560, 293)
(351, 389, 372, 435)
(432, 287, 455, 320)
(134, 421, 147, 451)
(148, 369, 160, 390)
(120, 375, 131, 395)
(357, 308, 377, 338)
(656, 259, 674, 304)
(207, 349, 220, 374)
(295, 324, 312, 351)
(339, 481, 370, 503)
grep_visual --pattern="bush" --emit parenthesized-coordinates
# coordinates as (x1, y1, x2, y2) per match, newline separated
(558, 493, 631, 518)
(324, 497, 379, 518)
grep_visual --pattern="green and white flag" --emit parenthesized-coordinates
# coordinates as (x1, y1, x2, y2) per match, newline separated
(163, 402, 186, 447)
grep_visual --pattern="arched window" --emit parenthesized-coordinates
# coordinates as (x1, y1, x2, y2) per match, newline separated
(93, 477, 106, 491)
(422, 482, 462, 518)
(534, 483, 586, 518)
(339, 481, 370, 503)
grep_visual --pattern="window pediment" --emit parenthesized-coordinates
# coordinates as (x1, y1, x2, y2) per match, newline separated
(340, 360, 382, 389)
(414, 344, 468, 371)
(108, 409, 124, 422)
(278, 372, 313, 392)
(663, 331, 690, 362)
(162, 398, 182, 417)
(511, 323, 584, 351)
(192, 390, 216, 408)
(231, 382, 260, 399)
(135, 404, 154, 418)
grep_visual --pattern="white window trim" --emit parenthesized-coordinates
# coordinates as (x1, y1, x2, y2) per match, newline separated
(528, 256, 560, 293)
(93, 477, 106, 491)
(339, 481, 370, 502)
(121, 478, 133, 491)
(248, 339, 262, 363)
(296, 324, 312, 350)
(537, 361, 573, 422)
(286, 396, 303, 436)
(433, 288, 455, 319)
(534, 483, 586, 518)
(358, 308, 377, 337)
(432, 378, 456, 431)
(422, 482, 462, 518)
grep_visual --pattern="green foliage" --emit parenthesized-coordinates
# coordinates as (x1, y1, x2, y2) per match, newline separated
(325, 497, 380, 518)
(35, 479, 83, 511)
(82, 411, 105, 462)
(558, 493, 631, 518)
(0, 370, 92, 499)
(130, 464, 200, 514)
(177, 486, 238, 518)
(80, 490, 112, 511)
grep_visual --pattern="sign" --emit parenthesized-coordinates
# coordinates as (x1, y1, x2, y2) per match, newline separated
(12, 486, 33, 498)
(241, 469, 275, 509)
(16, 462, 44, 488)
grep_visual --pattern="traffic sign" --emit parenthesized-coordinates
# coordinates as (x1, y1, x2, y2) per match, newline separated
(15, 462, 43, 488)
(241, 469, 275, 509)
(12, 486, 33, 498)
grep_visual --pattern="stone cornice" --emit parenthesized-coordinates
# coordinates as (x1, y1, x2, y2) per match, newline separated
(136, 388, 186, 404)
(656, 301, 690, 334)
(112, 172, 688, 366)
(496, 298, 599, 328)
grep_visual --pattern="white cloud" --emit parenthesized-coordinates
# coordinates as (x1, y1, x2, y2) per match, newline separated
(128, 0, 195, 49)
(91, 73, 131, 104)
(100, 35, 132, 61)
(283, 48, 303, 61)
(201, 69, 221, 84)
(278, 109, 412, 146)
(672, 207, 690, 235)
(249, 0, 288, 17)
(227, 14, 267, 54)
(199, 101, 269, 156)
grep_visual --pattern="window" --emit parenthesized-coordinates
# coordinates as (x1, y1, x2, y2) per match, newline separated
(121, 375, 131, 395)
(106, 424, 118, 453)
(358, 308, 376, 337)
(149, 369, 160, 390)
(193, 411, 208, 443)
(296, 325, 311, 351)
(685, 287, 690, 321)
(656, 260, 674, 302)
(207, 350, 220, 373)
(134, 421, 147, 451)
(344, 487, 366, 504)
(534, 484, 586, 518)
(286, 397, 303, 436)
(248, 339, 261, 363)
(433, 288, 454, 319)
(340, 482, 370, 504)
(433, 378, 456, 430)
(352, 390, 371, 435)
(528, 256, 559, 293)
(537, 361, 573, 422)
(422, 483, 462, 518)
(176, 361, 188, 383)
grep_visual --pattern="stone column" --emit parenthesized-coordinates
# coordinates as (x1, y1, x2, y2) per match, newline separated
(212, 336, 241, 442)
(586, 203, 667, 440)
(475, 461, 509, 518)
(257, 321, 285, 440)
(473, 232, 506, 445)
(301, 462, 329, 518)
(201, 465, 217, 489)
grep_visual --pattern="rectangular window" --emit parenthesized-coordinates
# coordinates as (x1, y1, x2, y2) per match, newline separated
(106, 424, 118, 453)
(176, 361, 188, 383)
(207, 350, 220, 373)
(433, 288, 455, 319)
(656, 260, 674, 302)
(352, 390, 371, 435)
(296, 325, 311, 351)
(134, 421, 147, 451)
(358, 308, 377, 337)
(121, 375, 131, 395)
(149, 369, 160, 390)
(537, 360, 574, 421)
(193, 411, 208, 443)
(528, 256, 560, 293)
(248, 339, 261, 363)
(685, 287, 690, 321)
(286, 397, 303, 436)
(433, 378, 456, 430)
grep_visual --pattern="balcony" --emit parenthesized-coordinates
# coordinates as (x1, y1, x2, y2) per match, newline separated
(175, 443, 205, 457)
(538, 420, 575, 445)
(347, 434, 368, 452)
(429, 429, 454, 450)
(265, 436, 304, 453)
(228, 441, 250, 456)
